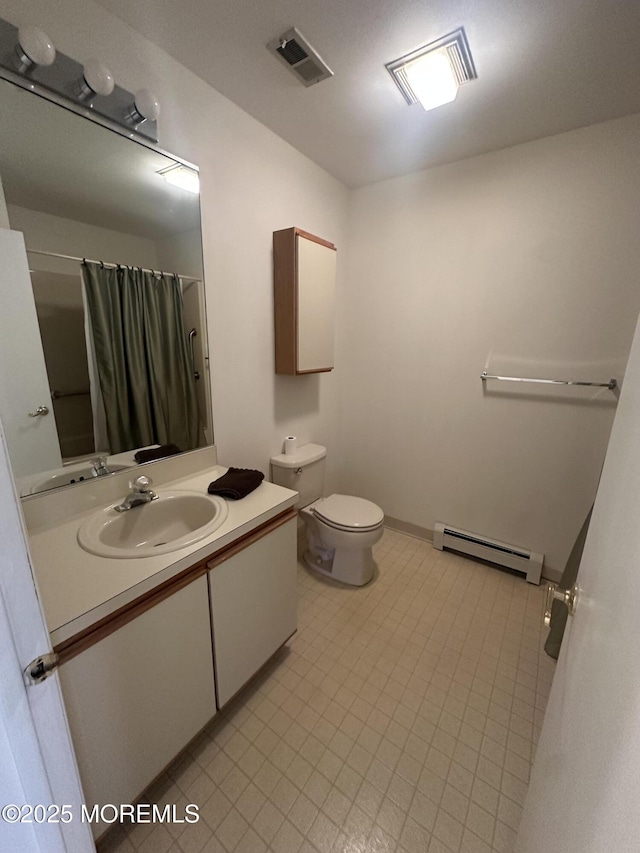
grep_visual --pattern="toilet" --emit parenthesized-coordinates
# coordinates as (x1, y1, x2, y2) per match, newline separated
(270, 444, 384, 586)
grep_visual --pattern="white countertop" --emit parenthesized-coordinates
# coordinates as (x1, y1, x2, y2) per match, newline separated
(28, 465, 298, 646)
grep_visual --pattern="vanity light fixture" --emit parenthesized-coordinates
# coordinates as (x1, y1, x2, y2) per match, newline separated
(78, 60, 115, 102)
(386, 27, 477, 112)
(126, 88, 161, 126)
(0, 15, 159, 142)
(15, 25, 55, 74)
(158, 163, 200, 194)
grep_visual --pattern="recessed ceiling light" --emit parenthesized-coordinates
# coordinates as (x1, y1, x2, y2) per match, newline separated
(386, 27, 477, 112)
(157, 163, 200, 194)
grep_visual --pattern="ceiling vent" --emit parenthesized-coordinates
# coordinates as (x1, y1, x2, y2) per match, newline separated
(267, 27, 333, 87)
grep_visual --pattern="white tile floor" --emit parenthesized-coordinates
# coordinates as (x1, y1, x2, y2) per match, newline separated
(100, 528, 555, 853)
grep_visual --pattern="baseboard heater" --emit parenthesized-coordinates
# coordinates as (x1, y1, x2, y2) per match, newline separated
(433, 522, 543, 584)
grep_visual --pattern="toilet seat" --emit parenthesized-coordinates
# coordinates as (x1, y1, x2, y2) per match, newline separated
(312, 494, 384, 532)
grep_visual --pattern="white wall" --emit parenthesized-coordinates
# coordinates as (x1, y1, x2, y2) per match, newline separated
(340, 114, 640, 577)
(7, 204, 159, 274)
(156, 228, 204, 280)
(0, 0, 349, 490)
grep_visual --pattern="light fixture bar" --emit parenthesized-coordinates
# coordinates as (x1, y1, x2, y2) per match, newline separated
(0, 16, 159, 142)
(386, 27, 477, 107)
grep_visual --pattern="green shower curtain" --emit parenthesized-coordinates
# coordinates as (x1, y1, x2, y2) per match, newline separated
(82, 262, 199, 454)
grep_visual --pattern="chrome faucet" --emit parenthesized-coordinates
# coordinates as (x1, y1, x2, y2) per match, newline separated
(115, 475, 158, 512)
(91, 456, 111, 477)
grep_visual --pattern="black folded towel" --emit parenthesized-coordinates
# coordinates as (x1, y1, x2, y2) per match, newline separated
(208, 467, 264, 500)
(134, 443, 182, 463)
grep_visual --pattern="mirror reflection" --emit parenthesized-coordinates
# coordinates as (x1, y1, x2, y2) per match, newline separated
(0, 80, 213, 497)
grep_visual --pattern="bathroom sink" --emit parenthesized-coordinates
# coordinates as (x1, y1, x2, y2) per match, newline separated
(77, 491, 229, 558)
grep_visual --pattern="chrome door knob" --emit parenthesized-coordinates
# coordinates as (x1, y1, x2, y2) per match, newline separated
(544, 582, 578, 627)
(28, 405, 49, 417)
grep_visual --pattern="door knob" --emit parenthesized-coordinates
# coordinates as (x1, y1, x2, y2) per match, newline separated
(28, 405, 49, 417)
(544, 582, 578, 627)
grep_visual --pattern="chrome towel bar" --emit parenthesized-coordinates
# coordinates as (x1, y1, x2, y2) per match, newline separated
(481, 371, 617, 390)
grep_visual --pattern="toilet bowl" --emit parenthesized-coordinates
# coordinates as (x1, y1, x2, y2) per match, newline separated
(300, 494, 384, 585)
(270, 444, 384, 587)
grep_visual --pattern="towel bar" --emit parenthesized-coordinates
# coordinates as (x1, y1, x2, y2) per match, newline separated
(480, 371, 617, 390)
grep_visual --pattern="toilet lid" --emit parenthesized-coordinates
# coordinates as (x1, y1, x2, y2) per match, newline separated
(313, 494, 384, 530)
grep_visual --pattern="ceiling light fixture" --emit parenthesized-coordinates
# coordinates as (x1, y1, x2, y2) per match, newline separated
(158, 164, 200, 194)
(386, 27, 476, 112)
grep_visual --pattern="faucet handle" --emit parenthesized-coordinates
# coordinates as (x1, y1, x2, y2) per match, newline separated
(131, 475, 153, 492)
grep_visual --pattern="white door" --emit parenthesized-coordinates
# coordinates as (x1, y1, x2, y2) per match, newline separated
(0, 422, 92, 853)
(0, 229, 62, 478)
(516, 309, 640, 852)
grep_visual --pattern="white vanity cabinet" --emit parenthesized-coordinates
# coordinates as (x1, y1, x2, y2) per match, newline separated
(209, 516, 297, 707)
(273, 227, 337, 374)
(58, 574, 215, 838)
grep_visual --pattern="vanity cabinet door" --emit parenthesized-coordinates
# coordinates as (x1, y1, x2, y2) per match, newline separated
(58, 575, 215, 838)
(209, 518, 297, 707)
(273, 227, 337, 375)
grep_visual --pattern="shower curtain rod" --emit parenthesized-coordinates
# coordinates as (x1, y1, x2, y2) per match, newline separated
(26, 248, 201, 283)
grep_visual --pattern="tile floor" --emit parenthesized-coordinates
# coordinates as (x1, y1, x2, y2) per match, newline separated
(101, 528, 555, 853)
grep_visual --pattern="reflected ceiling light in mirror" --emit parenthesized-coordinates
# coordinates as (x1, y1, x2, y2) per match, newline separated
(158, 163, 200, 194)
(386, 27, 477, 113)
(15, 25, 55, 74)
(78, 61, 115, 102)
(126, 88, 161, 126)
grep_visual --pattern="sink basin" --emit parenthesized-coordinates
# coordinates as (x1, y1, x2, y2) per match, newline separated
(77, 490, 229, 558)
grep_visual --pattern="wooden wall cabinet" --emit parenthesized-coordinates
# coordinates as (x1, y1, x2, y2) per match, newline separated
(273, 227, 337, 374)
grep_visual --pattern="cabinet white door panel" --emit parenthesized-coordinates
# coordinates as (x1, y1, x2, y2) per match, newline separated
(297, 236, 336, 372)
(59, 576, 215, 837)
(209, 520, 297, 707)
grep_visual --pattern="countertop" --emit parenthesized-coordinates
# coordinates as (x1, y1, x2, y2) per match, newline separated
(27, 465, 298, 646)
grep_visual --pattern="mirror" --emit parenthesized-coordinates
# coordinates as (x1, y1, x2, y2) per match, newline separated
(0, 79, 213, 497)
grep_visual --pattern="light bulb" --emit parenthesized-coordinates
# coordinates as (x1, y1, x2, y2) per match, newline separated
(15, 25, 56, 73)
(79, 61, 115, 101)
(404, 48, 459, 112)
(126, 88, 160, 125)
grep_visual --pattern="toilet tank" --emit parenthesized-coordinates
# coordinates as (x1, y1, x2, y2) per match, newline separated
(270, 443, 326, 508)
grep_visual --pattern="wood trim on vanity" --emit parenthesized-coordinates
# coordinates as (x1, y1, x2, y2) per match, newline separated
(205, 504, 296, 570)
(54, 506, 297, 665)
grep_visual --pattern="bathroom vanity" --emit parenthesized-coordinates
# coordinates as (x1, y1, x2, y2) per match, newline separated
(22, 448, 298, 839)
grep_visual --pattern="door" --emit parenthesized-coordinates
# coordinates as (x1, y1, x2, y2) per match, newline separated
(0, 422, 93, 852)
(209, 518, 297, 707)
(0, 229, 62, 478)
(515, 309, 640, 852)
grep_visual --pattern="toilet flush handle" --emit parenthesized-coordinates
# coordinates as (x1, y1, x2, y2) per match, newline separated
(294, 467, 303, 475)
